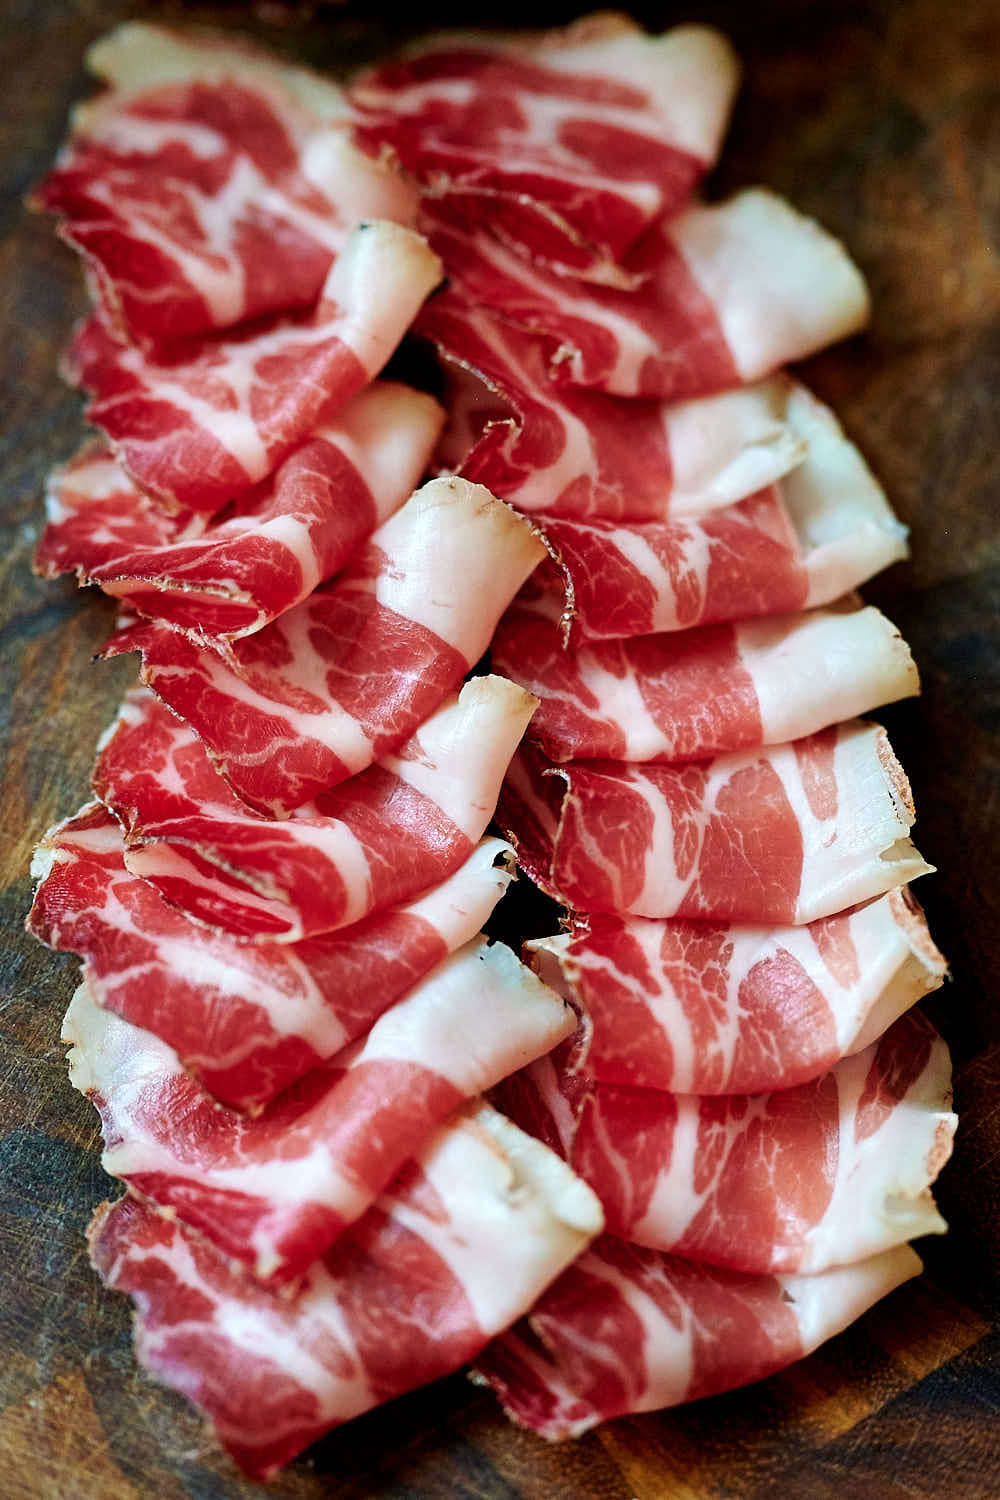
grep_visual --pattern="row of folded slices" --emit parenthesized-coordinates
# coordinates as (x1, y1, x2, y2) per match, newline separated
(28, 16, 953, 1481)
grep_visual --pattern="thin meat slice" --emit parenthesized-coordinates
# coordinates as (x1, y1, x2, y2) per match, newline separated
(34, 441, 201, 580)
(527, 889, 947, 1095)
(474, 1236, 921, 1438)
(96, 679, 536, 941)
(64, 943, 574, 1280)
(533, 385, 909, 643)
(34, 23, 419, 343)
(36, 383, 444, 639)
(499, 724, 931, 924)
(421, 295, 807, 519)
(28, 801, 515, 1113)
(492, 598, 918, 764)
(102, 478, 546, 814)
(87, 1100, 603, 1478)
(67, 220, 443, 514)
(350, 18, 738, 281)
(424, 189, 868, 400)
(509, 1010, 954, 1273)
(77, 19, 354, 119)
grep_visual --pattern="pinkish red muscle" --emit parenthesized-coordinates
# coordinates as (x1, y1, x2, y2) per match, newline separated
(420, 296, 807, 521)
(350, 20, 738, 280)
(64, 943, 574, 1280)
(498, 725, 931, 923)
(423, 189, 867, 400)
(509, 1010, 954, 1273)
(36, 384, 443, 639)
(526, 380, 909, 643)
(491, 599, 918, 764)
(474, 1236, 921, 1438)
(67, 221, 442, 513)
(102, 478, 546, 814)
(421, 196, 736, 400)
(527, 890, 946, 1095)
(530, 488, 809, 643)
(34, 442, 199, 581)
(503, 1008, 959, 1278)
(95, 679, 535, 941)
(419, 293, 673, 519)
(33, 24, 417, 341)
(28, 802, 514, 1112)
(87, 1102, 602, 1477)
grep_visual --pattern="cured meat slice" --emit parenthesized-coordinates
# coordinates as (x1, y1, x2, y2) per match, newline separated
(421, 296, 807, 519)
(527, 889, 947, 1095)
(508, 1010, 955, 1273)
(28, 802, 515, 1113)
(35, 383, 444, 639)
(96, 679, 536, 941)
(474, 1236, 921, 1438)
(499, 724, 931, 923)
(34, 441, 200, 580)
(533, 385, 909, 642)
(79, 19, 352, 118)
(424, 189, 868, 400)
(350, 18, 738, 281)
(34, 24, 417, 345)
(88, 1101, 603, 1477)
(491, 599, 918, 764)
(102, 477, 546, 813)
(420, 198, 731, 400)
(64, 942, 574, 1279)
(67, 219, 443, 514)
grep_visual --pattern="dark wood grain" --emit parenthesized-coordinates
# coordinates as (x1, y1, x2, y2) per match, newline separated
(2, 2, 998, 1496)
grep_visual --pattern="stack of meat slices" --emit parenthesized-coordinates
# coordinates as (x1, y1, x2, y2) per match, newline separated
(27, 21, 610, 1480)
(25, 12, 956, 1479)
(349, 13, 957, 1438)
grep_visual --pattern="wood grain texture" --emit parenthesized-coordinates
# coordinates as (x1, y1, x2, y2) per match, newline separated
(1, 2, 998, 1496)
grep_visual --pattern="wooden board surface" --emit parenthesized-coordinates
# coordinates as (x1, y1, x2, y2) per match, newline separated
(2, 1, 998, 1495)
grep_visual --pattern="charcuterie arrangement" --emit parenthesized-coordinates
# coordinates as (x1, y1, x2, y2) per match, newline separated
(26, 16, 954, 1481)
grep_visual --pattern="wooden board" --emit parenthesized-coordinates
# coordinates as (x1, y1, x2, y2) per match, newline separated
(1, 2, 998, 1495)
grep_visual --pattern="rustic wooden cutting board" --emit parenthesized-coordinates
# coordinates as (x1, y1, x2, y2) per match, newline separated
(2, 2, 998, 1495)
